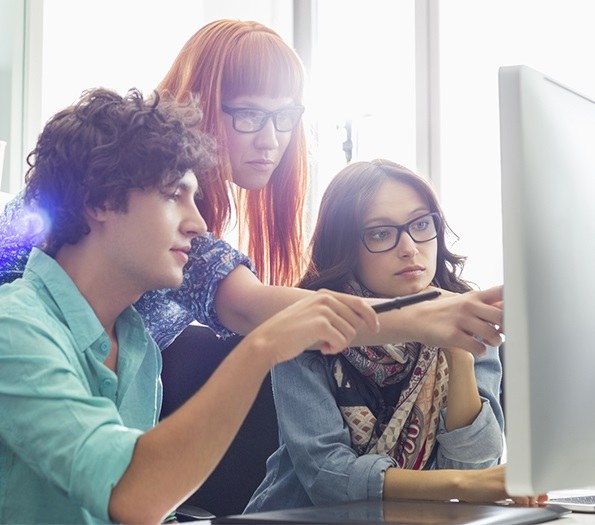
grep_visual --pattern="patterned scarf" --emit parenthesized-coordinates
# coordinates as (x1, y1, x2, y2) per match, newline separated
(335, 278, 449, 469)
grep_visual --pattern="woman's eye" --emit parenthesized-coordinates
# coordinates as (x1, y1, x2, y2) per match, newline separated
(237, 110, 261, 123)
(370, 229, 391, 241)
(411, 219, 429, 231)
(240, 110, 260, 119)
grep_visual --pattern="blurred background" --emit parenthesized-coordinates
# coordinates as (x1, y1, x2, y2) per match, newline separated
(2, 0, 595, 289)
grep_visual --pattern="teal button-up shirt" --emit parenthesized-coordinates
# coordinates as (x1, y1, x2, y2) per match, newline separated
(0, 248, 162, 524)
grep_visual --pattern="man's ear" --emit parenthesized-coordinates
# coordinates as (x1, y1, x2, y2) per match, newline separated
(84, 202, 110, 224)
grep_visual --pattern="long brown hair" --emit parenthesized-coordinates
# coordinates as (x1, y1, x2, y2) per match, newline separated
(300, 159, 472, 294)
(159, 19, 308, 285)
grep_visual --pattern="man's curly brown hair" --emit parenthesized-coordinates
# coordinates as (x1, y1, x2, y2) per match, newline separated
(24, 87, 216, 255)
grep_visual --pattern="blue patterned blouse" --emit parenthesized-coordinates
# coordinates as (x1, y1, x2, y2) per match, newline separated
(0, 192, 255, 350)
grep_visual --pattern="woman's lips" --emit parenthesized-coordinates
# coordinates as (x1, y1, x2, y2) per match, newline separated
(396, 266, 425, 277)
(247, 159, 275, 172)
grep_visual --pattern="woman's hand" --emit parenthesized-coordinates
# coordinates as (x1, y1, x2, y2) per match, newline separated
(384, 463, 546, 505)
(457, 465, 548, 506)
(397, 285, 504, 356)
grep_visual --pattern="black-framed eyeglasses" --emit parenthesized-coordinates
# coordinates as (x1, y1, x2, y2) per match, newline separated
(221, 104, 305, 133)
(360, 212, 441, 253)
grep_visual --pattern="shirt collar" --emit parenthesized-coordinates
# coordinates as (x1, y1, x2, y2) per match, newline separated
(24, 248, 106, 352)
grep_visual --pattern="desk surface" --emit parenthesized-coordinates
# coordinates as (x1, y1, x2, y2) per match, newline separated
(193, 500, 595, 525)
(196, 512, 595, 525)
(562, 513, 595, 524)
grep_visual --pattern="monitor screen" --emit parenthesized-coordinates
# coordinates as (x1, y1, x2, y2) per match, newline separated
(499, 65, 595, 495)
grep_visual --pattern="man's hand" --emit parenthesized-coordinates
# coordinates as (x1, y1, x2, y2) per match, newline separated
(245, 289, 380, 367)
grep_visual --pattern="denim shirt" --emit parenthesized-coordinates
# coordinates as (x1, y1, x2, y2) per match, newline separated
(0, 192, 255, 349)
(245, 347, 504, 512)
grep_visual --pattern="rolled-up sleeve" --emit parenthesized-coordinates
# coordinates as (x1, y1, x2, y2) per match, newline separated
(272, 354, 396, 505)
(436, 345, 504, 469)
(0, 315, 142, 522)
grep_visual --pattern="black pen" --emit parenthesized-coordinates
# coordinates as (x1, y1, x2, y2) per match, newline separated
(371, 290, 441, 313)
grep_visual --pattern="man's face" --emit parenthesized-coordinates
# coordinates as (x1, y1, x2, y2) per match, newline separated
(103, 171, 206, 293)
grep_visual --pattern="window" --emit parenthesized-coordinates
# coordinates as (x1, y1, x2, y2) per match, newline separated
(313, 0, 595, 289)
(311, 0, 416, 216)
(439, 0, 595, 288)
(7, 0, 595, 291)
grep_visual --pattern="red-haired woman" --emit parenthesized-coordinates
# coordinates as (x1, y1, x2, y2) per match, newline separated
(159, 19, 308, 287)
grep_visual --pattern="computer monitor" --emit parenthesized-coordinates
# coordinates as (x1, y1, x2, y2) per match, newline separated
(499, 65, 595, 496)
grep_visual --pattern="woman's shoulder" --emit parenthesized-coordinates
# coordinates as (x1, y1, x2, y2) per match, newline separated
(1, 192, 32, 284)
(274, 351, 337, 391)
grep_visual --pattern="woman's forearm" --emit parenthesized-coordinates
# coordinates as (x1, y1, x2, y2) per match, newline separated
(215, 267, 503, 356)
(383, 465, 509, 503)
(442, 349, 482, 431)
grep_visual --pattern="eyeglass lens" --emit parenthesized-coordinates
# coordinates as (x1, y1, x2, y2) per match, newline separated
(225, 106, 304, 133)
(362, 213, 439, 253)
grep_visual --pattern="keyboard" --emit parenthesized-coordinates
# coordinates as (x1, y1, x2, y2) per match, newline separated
(548, 494, 595, 513)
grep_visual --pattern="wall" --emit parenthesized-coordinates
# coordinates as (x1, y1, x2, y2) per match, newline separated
(0, 0, 25, 192)
(0, 0, 293, 193)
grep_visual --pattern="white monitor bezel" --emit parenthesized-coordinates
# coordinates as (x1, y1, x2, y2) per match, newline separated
(499, 64, 595, 495)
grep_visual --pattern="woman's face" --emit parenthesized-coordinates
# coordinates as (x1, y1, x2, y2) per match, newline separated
(355, 178, 438, 298)
(222, 95, 297, 190)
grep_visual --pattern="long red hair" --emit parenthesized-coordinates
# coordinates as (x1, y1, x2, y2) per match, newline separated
(158, 19, 308, 286)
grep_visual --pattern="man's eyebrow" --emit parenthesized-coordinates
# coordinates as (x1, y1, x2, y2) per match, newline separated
(176, 179, 202, 199)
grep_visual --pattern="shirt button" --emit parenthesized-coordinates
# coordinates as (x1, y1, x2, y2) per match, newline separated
(100, 341, 109, 353)
(101, 378, 114, 396)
